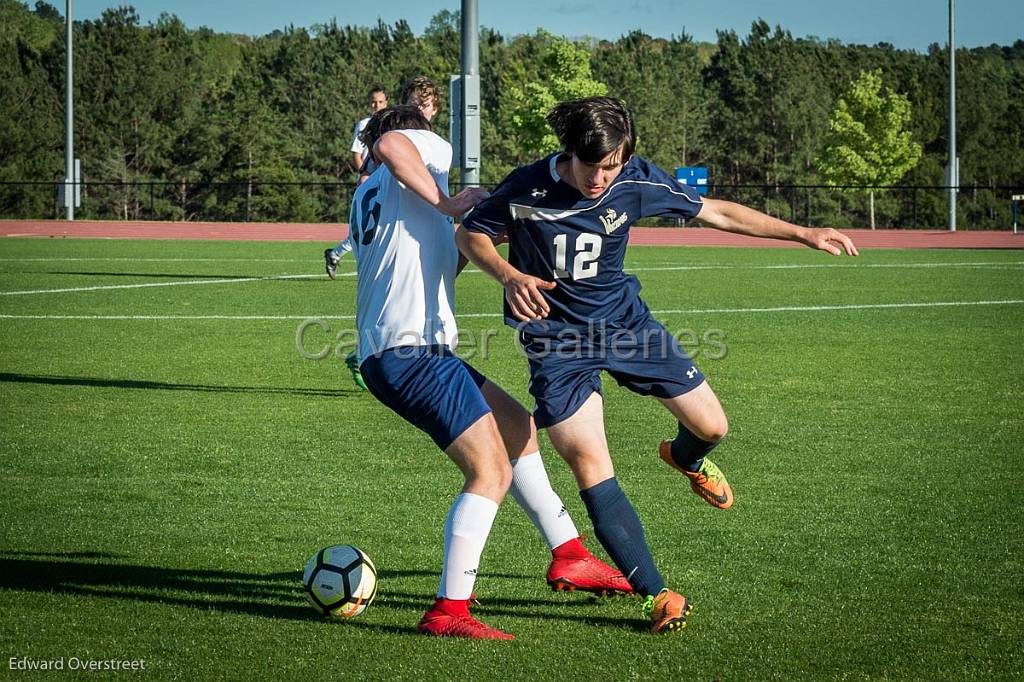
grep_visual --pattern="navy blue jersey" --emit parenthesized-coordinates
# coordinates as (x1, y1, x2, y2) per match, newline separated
(463, 153, 703, 331)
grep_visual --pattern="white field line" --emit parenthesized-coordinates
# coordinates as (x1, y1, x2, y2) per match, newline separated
(0, 260, 1021, 297)
(0, 272, 351, 296)
(1, 257, 1021, 267)
(0, 257, 318, 262)
(1, 299, 1022, 321)
(1, 258, 1021, 270)
(622, 261, 1024, 273)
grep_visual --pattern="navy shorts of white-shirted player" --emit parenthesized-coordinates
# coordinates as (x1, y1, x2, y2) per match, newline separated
(519, 311, 705, 429)
(359, 344, 491, 451)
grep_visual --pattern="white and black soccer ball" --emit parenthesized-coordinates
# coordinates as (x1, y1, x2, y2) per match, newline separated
(302, 545, 378, 618)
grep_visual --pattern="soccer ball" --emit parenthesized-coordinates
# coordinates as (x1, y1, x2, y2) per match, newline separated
(302, 545, 379, 618)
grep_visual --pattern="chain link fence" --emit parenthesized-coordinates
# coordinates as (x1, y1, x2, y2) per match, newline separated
(1, 180, 1020, 230)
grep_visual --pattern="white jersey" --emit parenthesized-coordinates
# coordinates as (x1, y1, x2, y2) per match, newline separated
(351, 129, 458, 362)
(350, 117, 370, 156)
(350, 116, 379, 175)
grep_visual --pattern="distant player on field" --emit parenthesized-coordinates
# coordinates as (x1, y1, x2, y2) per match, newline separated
(325, 78, 438, 283)
(352, 83, 390, 182)
(457, 96, 859, 634)
(351, 105, 631, 640)
(324, 84, 390, 284)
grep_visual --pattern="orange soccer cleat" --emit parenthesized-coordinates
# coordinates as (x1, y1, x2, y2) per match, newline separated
(642, 588, 693, 634)
(659, 441, 733, 509)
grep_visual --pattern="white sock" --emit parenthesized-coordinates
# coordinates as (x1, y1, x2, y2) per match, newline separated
(509, 452, 579, 550)
(334, 236, 353, 257)
(438, 492, 499, 600)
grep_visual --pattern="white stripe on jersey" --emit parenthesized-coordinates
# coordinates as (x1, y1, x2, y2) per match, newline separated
(509, 159, 702, 222)
(351, 129, 458, 363)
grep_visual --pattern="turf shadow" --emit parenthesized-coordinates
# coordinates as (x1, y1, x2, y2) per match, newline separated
(0, 553, 646, 632)
(378, 567, 534, 582)
(0, 554, 314, 620)
(0, 372, 352, 398)
(369, 586, 648, 632)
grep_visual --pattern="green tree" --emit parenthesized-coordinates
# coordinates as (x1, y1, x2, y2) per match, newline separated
(505, 32, 607, 157)
(0, 1, 62, 217)
(816, 68, 922, 228)
(214, 48, 315, 222)
(2, 7, 1021, 227)
(592, 31, 710, 172)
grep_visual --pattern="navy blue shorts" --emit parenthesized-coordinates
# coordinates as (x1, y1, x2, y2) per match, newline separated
(520, 314, 705, 428)
(359, 345, 491, 451)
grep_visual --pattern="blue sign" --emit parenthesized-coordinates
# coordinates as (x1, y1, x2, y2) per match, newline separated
(675, 167, 709, 196)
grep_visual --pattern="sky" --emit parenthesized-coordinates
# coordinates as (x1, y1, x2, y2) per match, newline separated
(57, 1, 1023, 53)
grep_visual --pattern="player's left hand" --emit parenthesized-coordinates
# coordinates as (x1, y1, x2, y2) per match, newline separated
(803, 227, 859, 256)
(444, 187, 491, 217)
(503, 272, 556, 321)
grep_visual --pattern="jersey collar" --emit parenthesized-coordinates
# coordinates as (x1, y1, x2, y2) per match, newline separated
(548, 153, 564, 182)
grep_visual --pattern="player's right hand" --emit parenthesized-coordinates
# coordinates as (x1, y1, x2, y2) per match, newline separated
(504, 273, 556, 321)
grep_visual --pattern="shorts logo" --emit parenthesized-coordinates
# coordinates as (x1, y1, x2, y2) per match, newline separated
(464, 568, 478, 576)
(599, 208, 628, 234)
(686, 366, 698, 379)
(531, 188, 548, 198)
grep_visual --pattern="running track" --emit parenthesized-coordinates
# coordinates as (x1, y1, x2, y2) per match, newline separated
(1, 220, 1021, 248)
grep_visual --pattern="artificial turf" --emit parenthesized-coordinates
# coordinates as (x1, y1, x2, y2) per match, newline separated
(0, 238, 1022, 680)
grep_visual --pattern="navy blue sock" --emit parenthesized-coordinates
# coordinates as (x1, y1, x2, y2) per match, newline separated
(670, 423, 719, 473)
(579, 477, 665, 597)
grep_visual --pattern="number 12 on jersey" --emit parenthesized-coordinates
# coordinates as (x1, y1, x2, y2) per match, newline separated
(552, 233, 602, 280)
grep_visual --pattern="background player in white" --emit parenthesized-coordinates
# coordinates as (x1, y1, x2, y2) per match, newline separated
(324, 84, 389, 282)
(352, 105, 630, 640)
(399, 75, 439, 122)
(352, 84, 389, 182)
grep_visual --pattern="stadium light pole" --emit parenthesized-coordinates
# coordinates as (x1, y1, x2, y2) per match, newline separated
(64, 0, 74, 221)
(460, 0, 480, 187)
(947, 0, 956, 231)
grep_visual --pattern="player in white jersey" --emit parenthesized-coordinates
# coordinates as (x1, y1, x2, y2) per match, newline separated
(351, 106, 631, 640)
(324, 84, 389, 285)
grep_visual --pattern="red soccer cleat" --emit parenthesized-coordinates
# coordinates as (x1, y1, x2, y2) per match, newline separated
(546, 537, 634, 596)
(417, 599, 515, 640)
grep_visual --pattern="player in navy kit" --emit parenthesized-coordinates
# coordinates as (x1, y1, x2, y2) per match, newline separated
(457, 97, 859, 633)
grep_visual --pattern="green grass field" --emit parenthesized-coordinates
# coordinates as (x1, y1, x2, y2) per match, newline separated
(1, 238, 1022, 680)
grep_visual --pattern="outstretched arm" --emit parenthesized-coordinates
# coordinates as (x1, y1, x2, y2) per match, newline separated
(373, 132, 488, 217)
(455, 227, 555, 321)
(696, 198, 859, 256)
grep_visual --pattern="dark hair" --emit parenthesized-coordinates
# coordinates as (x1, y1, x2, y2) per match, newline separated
(366, 84, 387, 102)
(358, 105, 432, 151)
(400, 75, 440, 111)
(546, 97, 636, 163)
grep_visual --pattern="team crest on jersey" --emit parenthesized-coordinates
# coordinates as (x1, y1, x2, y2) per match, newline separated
(599, 208, 628, 234)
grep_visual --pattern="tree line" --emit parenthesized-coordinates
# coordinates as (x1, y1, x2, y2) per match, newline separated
(1, 1, 1022, 228)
